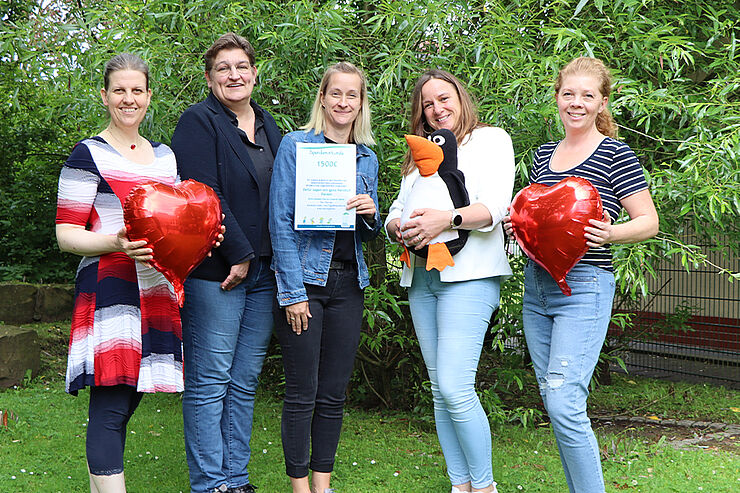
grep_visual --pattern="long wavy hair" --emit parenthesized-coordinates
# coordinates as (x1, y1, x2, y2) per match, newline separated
(555, 57, 618, 139)
(402, 69, 482, 175)
(301, 61, 375, 146)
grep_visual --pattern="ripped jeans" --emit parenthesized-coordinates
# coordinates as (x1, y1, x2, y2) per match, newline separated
(522, 261, 615, 493)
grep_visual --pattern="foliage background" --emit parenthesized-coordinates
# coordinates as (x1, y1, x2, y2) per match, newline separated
(1, 0, 738, 416)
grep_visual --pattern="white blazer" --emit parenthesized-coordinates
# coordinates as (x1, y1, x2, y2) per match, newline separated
(385, 126, 515, 287)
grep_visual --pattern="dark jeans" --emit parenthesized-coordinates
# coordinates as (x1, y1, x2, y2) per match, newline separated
(274, 265, 364, 478)
(87, 385, 143, 475)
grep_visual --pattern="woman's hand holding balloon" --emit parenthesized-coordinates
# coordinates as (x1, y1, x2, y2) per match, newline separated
(115, 227, 153, 262)
(502, 208, 514, 238)
(207, 215, 227, 257)
(584, 211, 613, 248)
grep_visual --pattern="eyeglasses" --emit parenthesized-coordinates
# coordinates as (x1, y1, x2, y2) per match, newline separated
(213, 63, 253, 76)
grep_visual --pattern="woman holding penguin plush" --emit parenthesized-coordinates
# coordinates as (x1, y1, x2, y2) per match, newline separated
(385, 69, 515, 493)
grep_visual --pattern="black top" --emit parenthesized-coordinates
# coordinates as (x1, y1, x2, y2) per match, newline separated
(171, 92, 282, 282)
(324, 136, 356, 263)
(223, 102, 274, 257)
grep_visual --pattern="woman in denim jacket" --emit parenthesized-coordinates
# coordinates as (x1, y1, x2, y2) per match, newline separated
(269, 61, 380, 493)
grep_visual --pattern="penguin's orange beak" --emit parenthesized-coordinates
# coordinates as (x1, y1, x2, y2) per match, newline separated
(405, 134, 443, 177)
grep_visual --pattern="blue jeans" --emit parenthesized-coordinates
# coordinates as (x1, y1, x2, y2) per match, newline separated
(523, 261, 615, 493)
(409, 268, 500, 489)
(181, 258, 276, 493)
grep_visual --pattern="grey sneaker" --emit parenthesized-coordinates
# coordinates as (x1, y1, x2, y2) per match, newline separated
(211, 485, 228, 493)
(323, 489, 337, 493)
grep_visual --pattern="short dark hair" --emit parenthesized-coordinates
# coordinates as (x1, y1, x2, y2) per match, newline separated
(103, 53, 149, 90)
(204, 33, 256, 72)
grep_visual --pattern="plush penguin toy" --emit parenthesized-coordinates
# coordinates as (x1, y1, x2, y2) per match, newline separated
(399, 128, 470, 271)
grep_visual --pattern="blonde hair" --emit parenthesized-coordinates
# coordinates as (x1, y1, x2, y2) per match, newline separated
(555, 57, 618, 139)
(402, 69, 482, 175)
(301, 62, 375, 146)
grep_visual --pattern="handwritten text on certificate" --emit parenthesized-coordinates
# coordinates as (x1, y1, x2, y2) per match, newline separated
(295, 143, 356, 230)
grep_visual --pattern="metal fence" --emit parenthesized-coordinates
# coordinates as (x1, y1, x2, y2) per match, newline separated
(608, 233, 740, 389)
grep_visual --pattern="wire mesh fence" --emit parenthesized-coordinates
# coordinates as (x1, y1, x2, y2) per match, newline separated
(608, 234, 740, 389)
(503, 232, 740, 389)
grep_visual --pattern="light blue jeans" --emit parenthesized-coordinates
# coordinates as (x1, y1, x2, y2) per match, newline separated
(409, 268, 500, 489)
(181, 258, 276, 493)
(523, 261, 615, 493)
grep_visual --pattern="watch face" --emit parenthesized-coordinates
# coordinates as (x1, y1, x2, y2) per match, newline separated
(453, 213, 463, 226)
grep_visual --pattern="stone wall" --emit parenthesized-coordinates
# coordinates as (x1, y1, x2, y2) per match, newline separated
(0, 283, 74, 325)
(0, 325, 40, 388)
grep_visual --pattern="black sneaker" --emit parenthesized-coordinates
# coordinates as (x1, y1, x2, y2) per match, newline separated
(229, 485, 257, 493)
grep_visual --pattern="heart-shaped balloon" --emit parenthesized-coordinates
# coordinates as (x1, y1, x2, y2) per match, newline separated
(510, 176, 603, 296)
(123, 180, 222, 306)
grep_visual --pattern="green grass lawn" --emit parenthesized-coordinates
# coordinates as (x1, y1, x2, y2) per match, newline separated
(1, 322, 738, 492)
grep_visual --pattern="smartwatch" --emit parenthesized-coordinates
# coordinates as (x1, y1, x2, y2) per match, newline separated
(450, 209, 463, 229)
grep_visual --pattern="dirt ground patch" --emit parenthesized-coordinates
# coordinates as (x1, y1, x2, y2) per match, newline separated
(594, 420, 740, 454)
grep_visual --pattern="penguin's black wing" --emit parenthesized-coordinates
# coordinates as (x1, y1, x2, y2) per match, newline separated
(439, 171, 469, 256)
(440, 171, 469, 209)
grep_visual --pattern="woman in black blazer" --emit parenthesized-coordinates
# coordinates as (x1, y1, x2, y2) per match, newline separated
(171, 33, 281, 493)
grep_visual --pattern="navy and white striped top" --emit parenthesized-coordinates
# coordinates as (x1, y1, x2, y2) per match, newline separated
(530, 137, 648, 271)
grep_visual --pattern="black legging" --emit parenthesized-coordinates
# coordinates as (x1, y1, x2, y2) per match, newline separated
(86, 385, 143, 475)
(274, 265, 364, 478)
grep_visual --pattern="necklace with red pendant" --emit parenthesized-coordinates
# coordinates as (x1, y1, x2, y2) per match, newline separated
(105, 128, 140, 151)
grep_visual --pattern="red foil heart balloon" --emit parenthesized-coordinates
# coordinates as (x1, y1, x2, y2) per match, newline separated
(123, 180, 222, 306)
(510, 176, 603, 296)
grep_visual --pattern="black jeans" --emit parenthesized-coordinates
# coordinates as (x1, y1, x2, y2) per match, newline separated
(274, 265, 364, 478)
(87, 385, 143, 475)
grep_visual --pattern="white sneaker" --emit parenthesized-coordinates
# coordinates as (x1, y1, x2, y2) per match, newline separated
(451, 483, 498, 493)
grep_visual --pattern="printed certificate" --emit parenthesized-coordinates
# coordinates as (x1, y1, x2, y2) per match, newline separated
(294, 143, 356, 230)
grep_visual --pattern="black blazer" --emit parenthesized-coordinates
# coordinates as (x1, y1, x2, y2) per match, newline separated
(171, 92, 282, 281)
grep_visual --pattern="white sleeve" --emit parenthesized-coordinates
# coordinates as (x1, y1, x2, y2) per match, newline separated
(464, 127, 515, 233)
(384, 171, 417, 240)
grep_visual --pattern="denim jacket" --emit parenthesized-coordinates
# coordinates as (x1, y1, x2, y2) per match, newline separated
(269, 130, 381, 306)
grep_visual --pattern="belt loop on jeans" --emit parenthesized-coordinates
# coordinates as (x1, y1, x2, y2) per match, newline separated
(329, 260, 351, 270)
